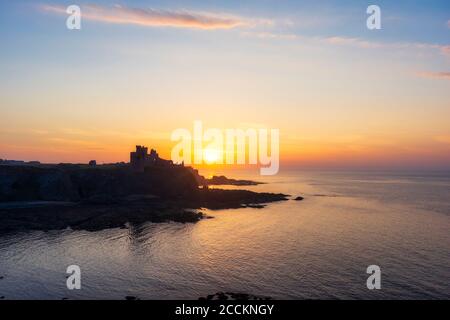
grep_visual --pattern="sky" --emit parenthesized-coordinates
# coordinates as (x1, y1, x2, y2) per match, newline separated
(0, 0, 449, 170)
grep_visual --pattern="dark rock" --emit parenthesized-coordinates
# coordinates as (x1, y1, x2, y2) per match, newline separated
(0, 188, 289, 233)
(294, 196, 304, 201)
(81, 194, 120, 205)
(199, 292, 272, 301)
(216, 292, 228, 300)
(245, 204, 265, 209)
(0, 163, 289, 233)
(188, 189, 289, 210)
(0, 164, 199, 202)
(206, 175, 264, 186)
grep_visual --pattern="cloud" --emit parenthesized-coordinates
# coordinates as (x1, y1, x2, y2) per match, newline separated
(41, 4, 245, 29)
(324, 36, 383, 49)
(242, 31, 450, 57)
(40, 3, 449, 58)
(416, 71, 450, 80)
(324, 37, 450, 57)
(447, 20, 450, 28)
(241, 31, 298, 40)
(440, 45, 450, 56)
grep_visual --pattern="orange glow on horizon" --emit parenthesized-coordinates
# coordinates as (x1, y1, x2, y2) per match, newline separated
(2, 133, 449, 170)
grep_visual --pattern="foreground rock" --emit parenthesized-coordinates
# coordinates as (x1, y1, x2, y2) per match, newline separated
(206, 175, 264, 186)
(0, 200, 202, 233)
(199, 292, 273, 301)
(187, 188, 288, 210)
(0, 189, 288, 233)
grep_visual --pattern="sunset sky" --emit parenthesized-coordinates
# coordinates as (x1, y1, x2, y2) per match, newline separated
(1, 0, 449, 170)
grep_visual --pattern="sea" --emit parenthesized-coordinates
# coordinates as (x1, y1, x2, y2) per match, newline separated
(0, 170, 449, 299)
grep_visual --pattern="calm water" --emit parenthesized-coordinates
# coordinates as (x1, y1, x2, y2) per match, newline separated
(0, 170, 449, 299)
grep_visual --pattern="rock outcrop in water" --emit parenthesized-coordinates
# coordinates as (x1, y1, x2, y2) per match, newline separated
(205, 175, 264, 186)
(199, 292, 273, 300)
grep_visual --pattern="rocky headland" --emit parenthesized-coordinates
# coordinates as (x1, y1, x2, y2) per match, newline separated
(0, 163, 289, 233)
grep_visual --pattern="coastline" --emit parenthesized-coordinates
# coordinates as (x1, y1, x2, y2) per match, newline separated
(0, 163, 289, 233)
(0, 190, 289, 233)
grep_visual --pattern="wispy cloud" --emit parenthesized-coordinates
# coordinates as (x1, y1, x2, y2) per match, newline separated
(441, 45, 450, 56)
(241, 31, 299, 40)
(416, 71, 450, 80)
(323, 37, 450, 57)
(324, 36, 383, 49)
(242, 30, 450, 58)
(41, 4, 246, 29)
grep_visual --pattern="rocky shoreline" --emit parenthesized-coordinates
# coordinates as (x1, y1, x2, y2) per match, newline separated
(0, 164, 289, 233)
(0, 189, 289, 233)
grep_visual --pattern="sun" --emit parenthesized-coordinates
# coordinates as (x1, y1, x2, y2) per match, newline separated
(203, 148, 221, 164)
